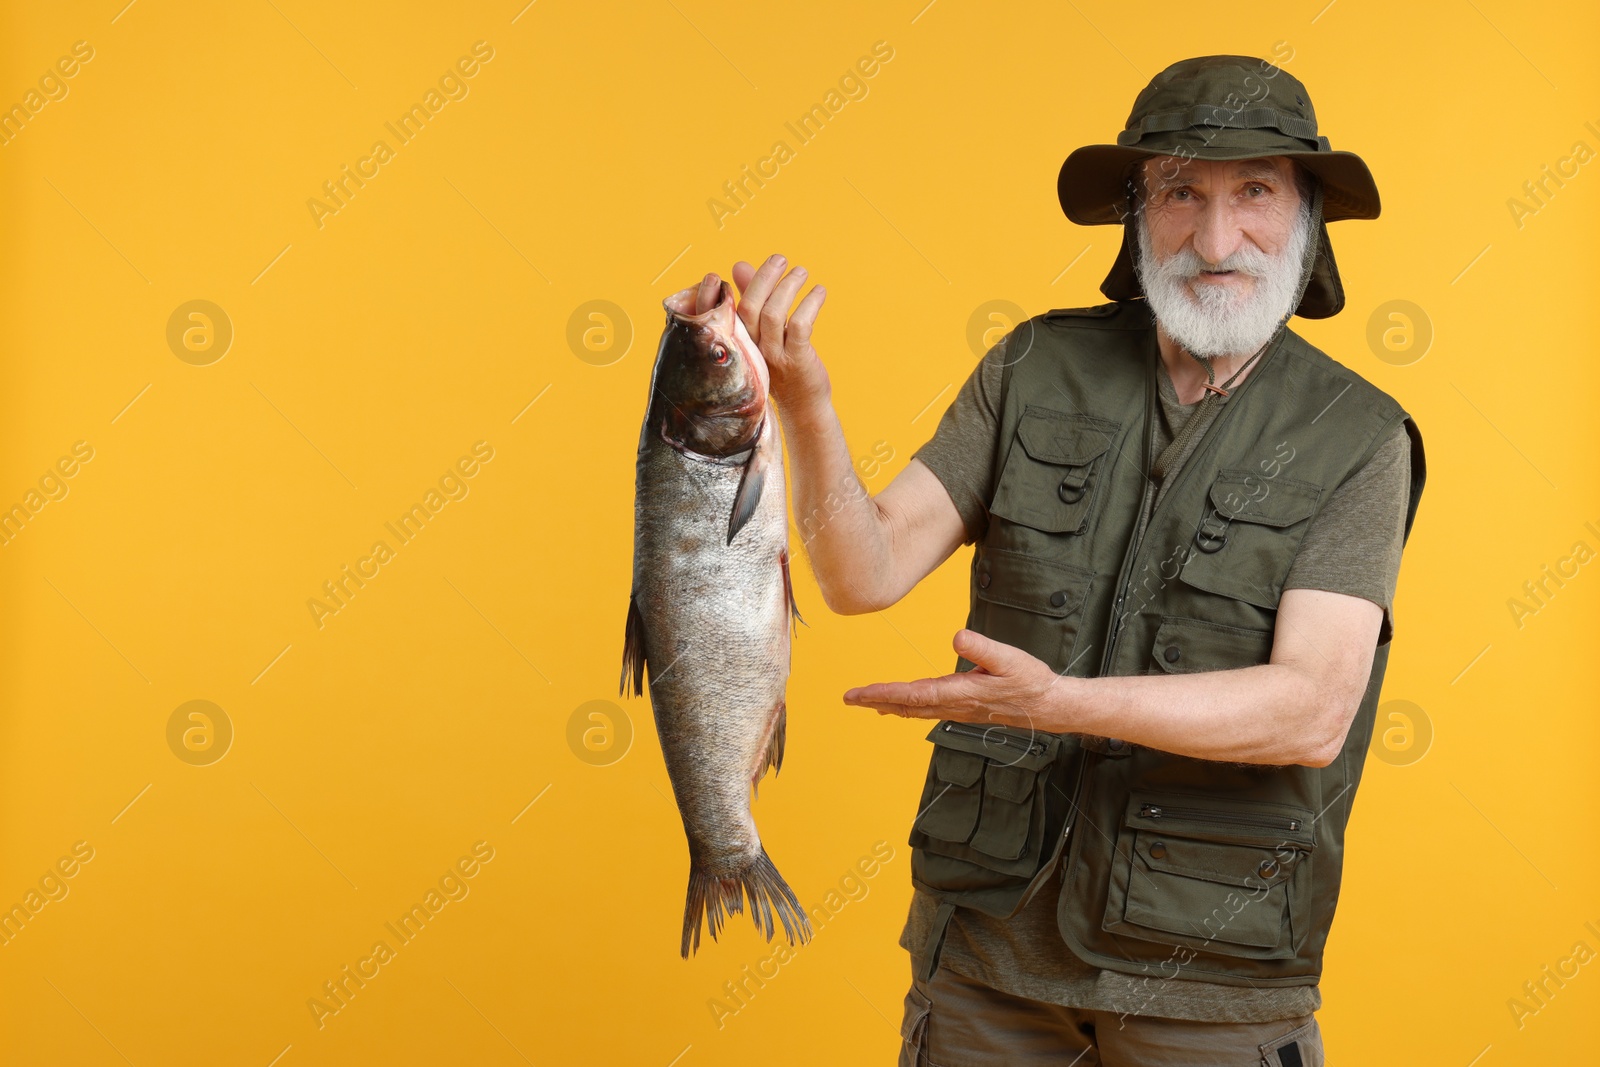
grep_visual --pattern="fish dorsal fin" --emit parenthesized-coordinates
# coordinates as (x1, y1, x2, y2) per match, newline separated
(727, 417, 770, 545)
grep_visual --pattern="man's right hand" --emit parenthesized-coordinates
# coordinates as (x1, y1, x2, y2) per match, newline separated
(693, 254, 967, 617)
(722, 254, 830, 411)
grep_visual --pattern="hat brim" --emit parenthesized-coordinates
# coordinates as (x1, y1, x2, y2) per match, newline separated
(1058, 144, 1380, 225)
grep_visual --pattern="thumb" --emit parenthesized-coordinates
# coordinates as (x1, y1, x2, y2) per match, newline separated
(954, 629, 1022, 674)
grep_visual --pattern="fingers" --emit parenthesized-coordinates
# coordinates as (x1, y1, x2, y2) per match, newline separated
(759, 266, 808, 349)
(854, 702, 934, 719)
(694, 271, 721, 315)
(786, 284, 827, 350)
(953, 629, 1022, 675)
(735, 254, 787, 338)
(844, 677, 962, 707)
(732, 260, 756, 294)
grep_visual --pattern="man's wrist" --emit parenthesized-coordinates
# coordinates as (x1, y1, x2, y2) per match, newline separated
(774, 376, 835, 431)
(1041, 672, 1089, 734)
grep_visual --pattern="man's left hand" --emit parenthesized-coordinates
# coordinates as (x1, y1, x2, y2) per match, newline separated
(843, 629, 1064, 730)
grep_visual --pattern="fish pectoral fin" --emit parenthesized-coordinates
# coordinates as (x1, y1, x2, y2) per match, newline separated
(727, 423, 771, 545)
(780, 547, 805, 630)
(620, 595, 649, 697)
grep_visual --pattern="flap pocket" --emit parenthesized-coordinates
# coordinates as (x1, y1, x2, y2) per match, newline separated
(1016, 410, 1116, 465)
(990, 408, 1120, 534)
(934, 745, 984, 787)
(1181, 470, 1324, 610)
(1124, 834, 1288, 949)
(918, 745, 984, 843)
(975, 548, 1094, 619)
(929, 719, 1057, 773)
(1103, 792, 1314, 958)
(1150, 615, 1274, 674)
(1208, 470, 1320, 527)
(985, 761, 1037, 803)
(910, 721, 1061, 875)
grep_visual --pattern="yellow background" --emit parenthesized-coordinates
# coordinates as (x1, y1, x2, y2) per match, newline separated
(0, 1, 1595, 1063)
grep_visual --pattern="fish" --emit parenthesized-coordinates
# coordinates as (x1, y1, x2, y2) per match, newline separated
(621, 278, 812, 959)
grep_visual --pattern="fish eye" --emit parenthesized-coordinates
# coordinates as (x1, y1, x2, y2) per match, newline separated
(710, 345, 731, 365)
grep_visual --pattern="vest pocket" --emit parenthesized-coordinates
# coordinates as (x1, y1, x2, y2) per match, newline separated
(972, 547, 1095, 674)
(1101, 791, 1315, 959)
(1149, 615, 1275, 674)
(989, 407, 1119, 534)
(1179, 470, 1322, 610)
(909, 720, 1064, 897)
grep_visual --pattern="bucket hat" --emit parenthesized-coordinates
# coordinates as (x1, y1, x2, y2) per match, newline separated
(1056, 55, 1379, 318)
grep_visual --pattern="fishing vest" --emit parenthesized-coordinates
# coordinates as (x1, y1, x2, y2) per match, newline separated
(907, 300, 1426, 988)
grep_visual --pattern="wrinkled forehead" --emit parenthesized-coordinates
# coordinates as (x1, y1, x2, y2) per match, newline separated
(1139, 155, 1296, 189)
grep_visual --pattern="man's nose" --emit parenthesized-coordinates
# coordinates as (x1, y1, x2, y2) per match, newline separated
(1191, 200, 1245, 267)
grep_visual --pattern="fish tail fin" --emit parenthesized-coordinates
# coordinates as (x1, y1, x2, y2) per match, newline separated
(681, 847, 813, 959)
(620, 595, 648, 697)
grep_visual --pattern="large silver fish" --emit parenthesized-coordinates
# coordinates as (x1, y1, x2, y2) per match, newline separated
(621, 279, 811, 958)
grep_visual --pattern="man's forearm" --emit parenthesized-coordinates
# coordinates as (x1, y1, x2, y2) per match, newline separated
(1045, 663, 1345, 767)
(778, 391, 897, 613)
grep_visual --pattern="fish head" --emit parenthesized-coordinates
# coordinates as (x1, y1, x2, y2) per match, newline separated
(645, 280, 769, 458)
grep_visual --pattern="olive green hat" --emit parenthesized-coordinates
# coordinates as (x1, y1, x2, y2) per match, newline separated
(1057, 55, 1380, 318)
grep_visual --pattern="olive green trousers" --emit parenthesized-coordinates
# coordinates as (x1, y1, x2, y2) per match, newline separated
(898, 954, 1324, 1066)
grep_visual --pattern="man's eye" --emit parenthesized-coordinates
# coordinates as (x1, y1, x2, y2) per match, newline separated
(1171, 189, 1191, 201)
(1245, 184, 1266, 197)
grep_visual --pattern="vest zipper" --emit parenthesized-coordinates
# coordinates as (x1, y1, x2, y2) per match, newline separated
(1137, 803, 1301, 833)
(940, 720, 1045, 756)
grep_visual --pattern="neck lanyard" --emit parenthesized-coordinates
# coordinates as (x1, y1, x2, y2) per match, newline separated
(1149, 335, 1273, 482)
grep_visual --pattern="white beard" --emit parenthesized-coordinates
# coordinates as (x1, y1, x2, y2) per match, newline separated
(1134, 201, 1313, 359)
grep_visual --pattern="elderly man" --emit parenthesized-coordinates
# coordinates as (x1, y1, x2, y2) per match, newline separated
(709, 55, 1425, 1064)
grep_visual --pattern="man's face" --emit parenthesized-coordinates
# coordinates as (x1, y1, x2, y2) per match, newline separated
(1133, 155, 1312, 359)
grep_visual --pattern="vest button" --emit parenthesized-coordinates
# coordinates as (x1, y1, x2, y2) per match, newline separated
(1106, 737, 1127, 752)
(1149, 840, 1167, 859)
(978, 571, 991, 589)
(1049, 590, 1067, 607)
(1163, 645, 1181, 663)
(1258, 859, 1280, 879)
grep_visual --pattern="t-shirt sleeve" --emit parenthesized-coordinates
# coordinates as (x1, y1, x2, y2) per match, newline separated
(1281, 423, 1411, 640)
(909, 343, 1007, 545)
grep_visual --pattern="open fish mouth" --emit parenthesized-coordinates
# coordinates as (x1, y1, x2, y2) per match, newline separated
(660, 280, 771, 398)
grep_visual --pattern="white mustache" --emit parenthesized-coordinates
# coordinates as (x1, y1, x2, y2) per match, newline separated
(1157, 244, 1277, 280)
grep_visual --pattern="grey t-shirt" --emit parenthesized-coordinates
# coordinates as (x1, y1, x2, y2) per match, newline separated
(899, 335, 1412, 1023)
